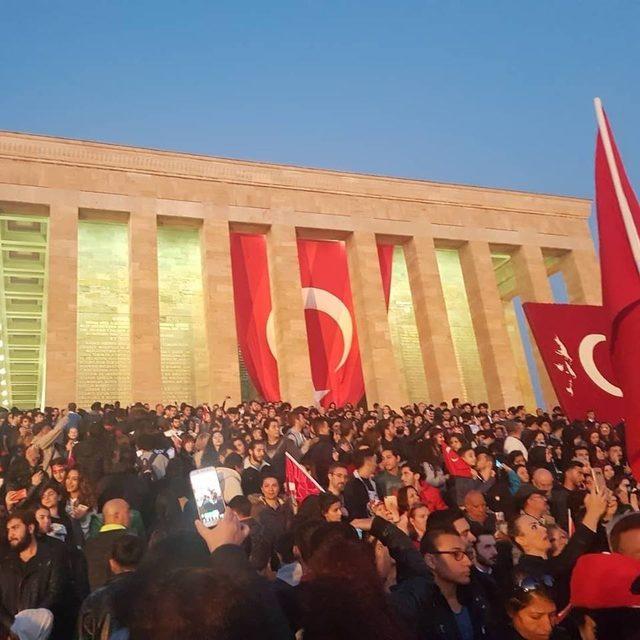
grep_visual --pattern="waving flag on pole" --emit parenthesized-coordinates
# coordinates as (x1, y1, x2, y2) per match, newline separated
(594, 98, 640, 479)
(285, 452, 323, 506)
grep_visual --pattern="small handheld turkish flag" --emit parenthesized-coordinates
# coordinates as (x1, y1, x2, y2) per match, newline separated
(285, 452, 324, 506)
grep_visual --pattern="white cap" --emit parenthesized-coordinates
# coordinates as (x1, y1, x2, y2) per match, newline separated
(10, 609, 53, 640)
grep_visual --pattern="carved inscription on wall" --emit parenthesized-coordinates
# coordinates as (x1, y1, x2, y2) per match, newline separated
(157, 226, 207, 405)
(387, 246, 429, 403)
(77, 221, 131, 405)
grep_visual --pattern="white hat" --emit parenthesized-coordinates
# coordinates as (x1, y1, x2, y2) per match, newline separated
(10, 609, 53, 640)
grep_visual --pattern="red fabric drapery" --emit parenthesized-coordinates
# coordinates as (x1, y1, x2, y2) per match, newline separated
(229, 233, 280, 401)
(297, 239, 365, 406)
(377, 244, 394, 310)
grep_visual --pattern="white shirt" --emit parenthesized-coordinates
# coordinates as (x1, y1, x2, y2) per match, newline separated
(504, 435, 528, 460)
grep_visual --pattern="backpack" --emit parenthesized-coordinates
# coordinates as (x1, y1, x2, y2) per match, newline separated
(136, 451, 159, 482)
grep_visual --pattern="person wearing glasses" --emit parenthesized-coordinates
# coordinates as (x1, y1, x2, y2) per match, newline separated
(419, 526, 494, 639)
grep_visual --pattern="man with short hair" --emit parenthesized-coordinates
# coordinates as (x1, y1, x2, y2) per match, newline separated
(77, 534, 145, 640)
(426, 507, 477, 552)
(307, 417, 336, 489)
(419, 527, 492, 639)
(327, 463, 348, 497)
(503, 421, 528, 460)
(84, 499, 133, 591)
(399, 463, 447, 513)
(343, 448, 379, 519)
(610, 512, 640, 560)
(228, 495, 270, 572)
(0, 509, 71, 639)
(532, 468, 554, 497)
(464, 491, 496, 532)
(473, 531, 498, 574)
(241, 441, 270, 496)
(375, 447, 403, 497)
(549, 460, 586, 531)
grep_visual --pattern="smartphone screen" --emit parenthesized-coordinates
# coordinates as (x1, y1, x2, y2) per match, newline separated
(190, 466, 225, 528)
(592, 467, 607, 495)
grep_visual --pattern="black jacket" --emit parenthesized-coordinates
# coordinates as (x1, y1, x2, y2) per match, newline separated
(84, 528, 129, 591)
(515, 522, 596, 608)
(343, 475, 377, 519)
(0, 541, 71, 639)
(307, 435, 335, 489)
(209, 544, 293, 640)
(416, 579, 495, 640)
(77, 571, 135, 640)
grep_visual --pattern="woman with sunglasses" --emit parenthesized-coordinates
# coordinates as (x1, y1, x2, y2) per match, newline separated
(505, 577, 558, 639)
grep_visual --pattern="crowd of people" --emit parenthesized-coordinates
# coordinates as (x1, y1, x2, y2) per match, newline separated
(0, 397, 638, 639)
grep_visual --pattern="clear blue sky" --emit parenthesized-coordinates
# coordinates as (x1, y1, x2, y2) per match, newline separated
(2, 0, 639, 200)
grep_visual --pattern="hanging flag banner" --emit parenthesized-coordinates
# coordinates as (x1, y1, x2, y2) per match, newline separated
(523, 302, 623, 423)
(296, 239, 365, 406)
(377, 244, 394, 310)
(230, 233, 281, 402)
(594, 99, 640, 478)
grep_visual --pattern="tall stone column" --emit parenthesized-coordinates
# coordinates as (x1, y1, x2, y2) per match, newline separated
(266, 223, 314, 405)
(511, 244, 557, 408)
(45, 201, 78, 407)
(346, 232, 407, 407)
(559, 247, 601, 305)
(459, 241, 520, 408)
(404, 235, 462, 403)
(129, 200, 162, 404)
(201, 212, 241, 404)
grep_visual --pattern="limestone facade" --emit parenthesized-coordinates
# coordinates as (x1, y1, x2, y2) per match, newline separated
(0, 131, 598, 409)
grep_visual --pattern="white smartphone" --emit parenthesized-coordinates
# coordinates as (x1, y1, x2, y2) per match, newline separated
(190, 466, 225, 528)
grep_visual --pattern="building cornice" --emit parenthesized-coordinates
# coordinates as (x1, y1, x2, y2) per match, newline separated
(0, 130, 591, 218)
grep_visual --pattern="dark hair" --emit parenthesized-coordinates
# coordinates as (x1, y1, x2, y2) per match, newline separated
(610, 512, 640, 552)
(506, 582, 555, 617)
(112, 534, 145, 568)
(228, 495, 252, 518)
(425, 508, 465, 533)
(420, 525, 459, 555)
(224, 452, 243, 470)
(318, 492, 341, 516)
(129, 567, 267, 640)
(352, 448, 375, 469)
(7, 508, 36, 529)
(396, 485, 415, 515)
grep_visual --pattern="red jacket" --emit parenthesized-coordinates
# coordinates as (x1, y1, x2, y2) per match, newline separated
(418, 482, 448, 512)
(441, 443, 473, 478)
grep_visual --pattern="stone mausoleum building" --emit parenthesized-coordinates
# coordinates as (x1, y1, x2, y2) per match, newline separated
(0, 131, 599, 410)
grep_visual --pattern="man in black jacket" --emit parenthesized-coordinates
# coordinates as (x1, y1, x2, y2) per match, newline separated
(307, 417, 336, 489)
(343, 448, 379, 519)
(0, 509, 71, 640)
(77, 534, 145, 640)
(84, 498, 132, 591)
(420, 527, 495, 639)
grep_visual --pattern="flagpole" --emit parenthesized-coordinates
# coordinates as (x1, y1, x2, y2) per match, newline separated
(594, 97, 640, 273)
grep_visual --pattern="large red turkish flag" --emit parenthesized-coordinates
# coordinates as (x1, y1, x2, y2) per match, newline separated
(595, 102, 640, 477)
(297, 239, 365, 406)
(230, 233, 281, 402)
(523, 302, 623, 423)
